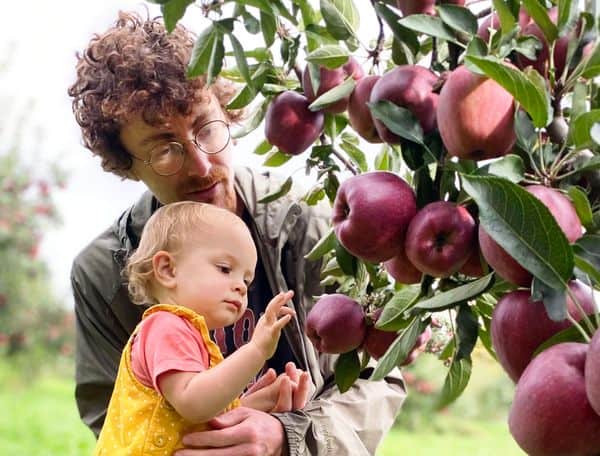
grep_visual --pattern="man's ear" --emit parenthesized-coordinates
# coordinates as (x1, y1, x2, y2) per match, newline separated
(152, 251, 177, 288)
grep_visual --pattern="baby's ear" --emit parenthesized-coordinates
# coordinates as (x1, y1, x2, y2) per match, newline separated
(152, 251, 177, 288)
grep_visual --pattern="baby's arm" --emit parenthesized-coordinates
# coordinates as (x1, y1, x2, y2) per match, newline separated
(159, 291, 295, 423)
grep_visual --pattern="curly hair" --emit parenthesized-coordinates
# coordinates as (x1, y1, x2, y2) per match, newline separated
(125, 201, 251, 306)
(68, 11, 243, 178)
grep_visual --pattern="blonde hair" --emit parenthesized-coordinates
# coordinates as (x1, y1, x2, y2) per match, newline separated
(125, 201, 249, 306)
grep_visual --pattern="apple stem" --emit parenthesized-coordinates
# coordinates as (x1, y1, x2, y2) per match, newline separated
(567, 314, 591, 343)
(369, 0, 385, 68)
(566, 286, 596, 338)
(331, 146, 359, 175)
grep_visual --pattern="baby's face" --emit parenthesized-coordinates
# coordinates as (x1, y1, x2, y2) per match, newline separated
(169, 223, 257, 329)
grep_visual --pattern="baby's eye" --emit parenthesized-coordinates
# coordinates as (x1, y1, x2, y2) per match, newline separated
(217, 264, 231, 274)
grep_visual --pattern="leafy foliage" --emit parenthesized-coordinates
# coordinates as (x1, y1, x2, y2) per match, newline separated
(153, 0, 600, 407)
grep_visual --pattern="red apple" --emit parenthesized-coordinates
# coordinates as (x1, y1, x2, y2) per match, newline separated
(364, 309, 432, 363)
(437, 65, 516, 160)
(369, 65, 439, 144)
(332, 172, 417, 263)
(384, 248, 422, 284)
(348, 75, 382, 143)
(517, 7, 576, 78)
(479, 185, 583, 287)
(305, 294, 366, 354)
(585, 328, 600, 415)
(492, 281, 595, 383)
(396, 0, 436, 16)
(264, 91, 324, 155)
(405, 201, 476, 277)
(302, 57, 364, 114)
(458, 244, 486, 277)
(509, 342, 600, 455)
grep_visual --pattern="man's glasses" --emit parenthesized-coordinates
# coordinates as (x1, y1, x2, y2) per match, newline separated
(130, 119, 231, 176)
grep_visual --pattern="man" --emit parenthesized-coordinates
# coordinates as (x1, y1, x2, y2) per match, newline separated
(69, 10, 406, 455)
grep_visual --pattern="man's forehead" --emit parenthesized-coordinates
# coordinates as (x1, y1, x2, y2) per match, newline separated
(128, 91, 222, 130)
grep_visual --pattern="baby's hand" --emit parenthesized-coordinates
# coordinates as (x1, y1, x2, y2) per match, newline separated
(251, 291, 295, 360)
(240, 365, 310, 412)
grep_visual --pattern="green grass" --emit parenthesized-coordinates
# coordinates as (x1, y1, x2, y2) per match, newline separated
(0, 354, 524, 455)
(378, 416, 524, 455)
(0, 372, 96, 455)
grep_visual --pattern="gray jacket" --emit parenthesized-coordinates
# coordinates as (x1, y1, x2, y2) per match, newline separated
(72, 166, 406, 455)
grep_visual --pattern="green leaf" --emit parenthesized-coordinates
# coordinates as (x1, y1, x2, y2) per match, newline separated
(258, 176, 293, 203)
(574, 255, 600, 285)
(187, 24, 224, 83)
(466, 36, 488, 57)
(161, 0, 194, 33)
(320, 0, 360, 41)
(514, 109, 536, 151)
(455, 304, 479, 361)
(335, 239, 358, 276)
(491, 0, 516, 33)
(305, 227, 336, 261)
(567, 186, 594, 230)
(437, 5, 478, 36)
(569, 110, 600, 148)
(305, 45, 350, 69)
(227, 85, 257, 110)
(411, 273, 495, 313)
(304, 186, 326, 206)
(465, 55, 552, 128)
(368, 101, 424, 145)
(334, 350, 361, 393)
(370, 317, 429, 381)
(522, 0, 558, 42)
(263, 150, 292, 167)
(581, 42, 600, 79)
(557, 0, 578, 36)
(573, 235, 600, 280)
(227, 32, 252, 86)
(260, 10, 277, 47)
(309, 77, 356, 112)
(254, 139, 273, 156)
(475, 154, 525, 183)
(436, 357, 472, 409)
(461, 175, 573, 289)
(376, 285, 422, 331)
(531, 277, 568, 321)
(339, 139, 368, 173)
(374, 147, 390, 171)
(399, 14, 461, 45)
(232, 98, 270, 138)
(533, 324, 588, 356)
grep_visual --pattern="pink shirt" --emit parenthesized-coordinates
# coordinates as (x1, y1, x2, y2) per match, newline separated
(130, 311, 210, 393)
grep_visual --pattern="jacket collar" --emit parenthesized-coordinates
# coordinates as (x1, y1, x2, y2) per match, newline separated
(114, 166, 301, 254)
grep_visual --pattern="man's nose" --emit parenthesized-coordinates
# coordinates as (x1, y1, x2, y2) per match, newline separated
(184, 142, 212, 177)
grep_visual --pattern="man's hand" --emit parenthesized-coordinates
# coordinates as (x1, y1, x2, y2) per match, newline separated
(175, 407, 287, 456)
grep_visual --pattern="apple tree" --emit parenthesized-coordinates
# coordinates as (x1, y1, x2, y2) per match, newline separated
(0, 148, 71, 358)
(150, 0, 600, 452)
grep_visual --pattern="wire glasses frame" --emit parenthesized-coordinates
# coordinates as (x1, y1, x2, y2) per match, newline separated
(129, 119, 231, 176)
